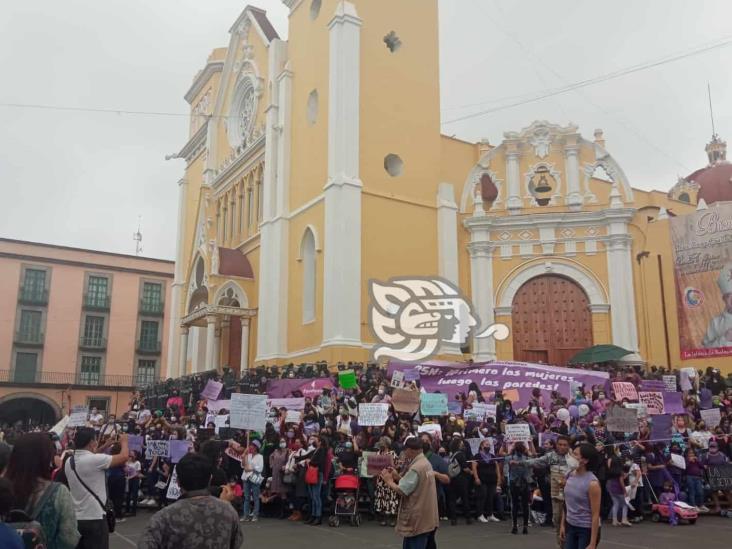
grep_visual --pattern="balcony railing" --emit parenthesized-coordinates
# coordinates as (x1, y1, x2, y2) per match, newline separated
(18, 286, 48, 305)
(137, 339, 161, 354)
(84, 294, 110, 311)
(139, 300, 164, 316)
(13, 331, 45, 347)
(79, 336, 107, 350)
(0, 370, 157, 388)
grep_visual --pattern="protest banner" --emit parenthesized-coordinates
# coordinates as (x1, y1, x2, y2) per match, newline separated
(338, 370, 357, 389)
(170, 440, 193, 464)
(214, 415, 229, 434)
(266, 378, 334, 399)
(392, 388, 420, 414)
(638, 392, 665, 415)
(387, 360, 609, 406)
(128, 435, 144, 454)
(606, 407, 639, 433)
(390, 370, 405, 389)
(50, 415, 70, 436)
(200, 379, 223, 401)
(539, 432, 558, 447)
(166, 467, 181, 500)
(662, 392, 685, 414)
(679, 368, 696, 391)
(504, 423, 531, 443)
(268, 397, 306, 411)
(404, 368, 420, 382)
(650, 414, 673, 440)
(663, 375, 677, 392)
(229, 393, 268, 431)
(417, 423, 442, 440)
(145, 440, 170, 459)
(285, 410, 302, 424)
(670, 204, 732, 359)
(700, 407, 721, 428)
(206, 399, 231, 413)
(68, 405, 88, 427)
(640, 380, 667, 393)
(670, 453, 686, 470)
(360, 451, 376, 478)
(366, 453, 394, 476)
(447, 401, 463, 415)
(225, 447, 243, 462)
(464, 402, 492, 421)
(625, 403, 648, 419)
(358, 403, 390, 426)
(420, 393, 448, 416)
(612, 382, 638, 402)
(707, 463, 732, 490)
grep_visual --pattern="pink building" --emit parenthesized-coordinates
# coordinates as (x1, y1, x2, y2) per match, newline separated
(0, 238, 173, 425)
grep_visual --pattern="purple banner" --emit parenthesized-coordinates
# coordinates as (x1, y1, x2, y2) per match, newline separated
(387, 361, 609, 406)
(266, 378, 335, 399)
(651, 414, 673, 440)
(663, 392, 685, 414)
(640, 380, 667, 393)
(170, 440, 193, 464)
(128, 435, 144, 454)
(201, 380, 223, 401)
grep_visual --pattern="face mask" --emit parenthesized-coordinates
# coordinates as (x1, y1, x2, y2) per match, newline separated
(344, 442, 353, 449)
(378, 389, 384, 396)
(279, 442, 287, 449)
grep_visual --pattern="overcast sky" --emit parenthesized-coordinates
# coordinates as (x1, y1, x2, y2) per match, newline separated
(1, 0, 730, 260)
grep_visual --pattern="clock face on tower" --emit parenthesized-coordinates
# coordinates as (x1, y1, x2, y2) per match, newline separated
(227, 75, 258, 148)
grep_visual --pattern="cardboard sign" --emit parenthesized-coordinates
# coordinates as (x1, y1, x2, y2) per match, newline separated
(338, 370, 357, 389)
(229, 393, 268, 431)
(201, 380, 223, 401)
(420, 393, 448, 416)
(504, 423, 531, 443)
(390, 370, 405, 389)
(359, 451, 376, 478)
(166, 466, 181, 500)
(358, 403, 390, 426)
(145, 440, 170, 459)
(464, 402, 493, 422)
(650, 414, 672, 440)
(612, 382, 638, 402)
(392, 388, 420, 414)
(268, 398, 306, 411)
(707, 463, 732, 490)
(606, 407, 639, 433)
(366, 453, 394, 476)
(284, 410, 302, 424)
(700, 407, 721, 428)
(225, 447, 243, 462)
(638, 392, 665, 415)
(170, 440, 193, 464)
(663, 375, 677, 392)
(625, 403, 647, 419)
(538, 432, 558, 447)
(128, 435, 144, 454)
(214, 415, 229, 434)
(417, 423, 442, 439)
(669, 453, 686, 470)
(68, 405, 89, 428)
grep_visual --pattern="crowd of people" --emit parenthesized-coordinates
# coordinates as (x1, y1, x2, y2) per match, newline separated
(1, 360, 732, 549)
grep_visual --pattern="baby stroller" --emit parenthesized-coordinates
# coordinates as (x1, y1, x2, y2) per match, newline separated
(328, 469, 361, 527)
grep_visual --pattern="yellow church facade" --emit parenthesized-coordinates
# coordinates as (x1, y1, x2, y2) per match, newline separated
(166, 0, 729, 378)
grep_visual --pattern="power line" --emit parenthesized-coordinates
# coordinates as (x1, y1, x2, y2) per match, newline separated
(0, 102, 237, 121)
(443, 35, 732, 125)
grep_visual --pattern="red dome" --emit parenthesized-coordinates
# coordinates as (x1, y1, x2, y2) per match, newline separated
(689, 163, 732, 204)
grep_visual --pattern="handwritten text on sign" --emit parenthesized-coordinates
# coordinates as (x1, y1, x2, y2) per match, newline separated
(612, 382, 638, 402)
(229, 393, 268, 431)
(708, 464, 732, 490)
(638, 391, 664, 415)
(504, 423, 531, 443)
(420, 393, 448, 416)
(358, 403, 390, 426)
(145, 440, 171, 459)
(366, 454, 394, 476)
(606, 407, 639, 433)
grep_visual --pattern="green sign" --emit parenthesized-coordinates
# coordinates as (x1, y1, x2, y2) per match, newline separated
(338, 370, 357, 389)
(420, 393, 448, 416)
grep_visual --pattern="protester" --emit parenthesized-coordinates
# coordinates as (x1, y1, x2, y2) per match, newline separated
(507, 441, 535, 535)
(561, 443, 601, 549)
(0, 478, 24, 549)
(241, 439, 264, 522)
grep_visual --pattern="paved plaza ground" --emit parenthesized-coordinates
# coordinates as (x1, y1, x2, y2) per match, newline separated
(110, 511, 732, 549)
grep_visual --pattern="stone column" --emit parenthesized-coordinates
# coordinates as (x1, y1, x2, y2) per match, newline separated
(178, 327, 189, 377)
(564, 138, 583, 210)
(167, 177, 187, 379)
(213, 322, 222, 372)
(240, 318, 250, 372)
(606, 221, 639, 351)
(505, 142, 522, 214)
(468, 238, 497, 361)
(205, 316, 217, 372)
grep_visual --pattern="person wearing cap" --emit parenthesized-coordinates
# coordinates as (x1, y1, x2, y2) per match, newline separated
(702, 262, 732, 348)
(241, 439, 264, 522)
(379, 436, 439, 549)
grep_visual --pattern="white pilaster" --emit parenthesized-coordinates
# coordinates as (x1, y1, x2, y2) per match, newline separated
(205, 316, 217, 371)
(178, 327, 189, 377)
(606, 222, 639, 351)
(240, 318, 250, 372)
(437, 183, 459, 285)
(322, 2, 363, 348)
(468, 235, 496, 361)
(564, 141, 583, 210)
(505, 143, 522, 214)
(167, 177, 187, 379)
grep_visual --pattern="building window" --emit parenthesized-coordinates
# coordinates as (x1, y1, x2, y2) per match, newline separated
(18, 310, 42, 343)
(86, 275, 109, 308)
(301, 229, 316, 323)
(87, 397, 110, 413)
(137, 359, 157, 386)
(141, 282, 163, 314)
(14, 352, 38, 383)
(247, 186, 254, 230)
(80, 356, 101, 385)
(82, 316, 105, 348)
(139, 320, 159, 352)
(20, 268, 47, 304)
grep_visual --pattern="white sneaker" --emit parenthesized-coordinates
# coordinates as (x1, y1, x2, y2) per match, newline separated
(489, 515, 501, 522)
(699, 505, 710, 513)
(478, 515, 488, 523)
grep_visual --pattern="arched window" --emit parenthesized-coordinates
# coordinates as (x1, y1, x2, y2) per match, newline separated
(678, 192, 690, 203)
(301, 229, 316, 323)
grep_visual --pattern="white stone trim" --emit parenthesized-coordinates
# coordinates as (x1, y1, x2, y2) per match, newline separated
(178, 122, 209, 163)
(184, 61, 225, 104)
(523, 161, 562, 207)
(495, 258, 609, 309)
(467, 241, 496, 361)
(437, 183, 459, 285)
(213, 280, 249, 308)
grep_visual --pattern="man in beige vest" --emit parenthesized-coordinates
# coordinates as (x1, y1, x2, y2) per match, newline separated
(379, 437, 439, 549)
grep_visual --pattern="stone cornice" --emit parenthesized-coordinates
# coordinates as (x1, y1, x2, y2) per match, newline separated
(181, 304, 257, 326)
(184, 61, 225, 104)
(178, 122, 208, 163)
(211, 133, 266, 189)
(464, 208, 635, 231)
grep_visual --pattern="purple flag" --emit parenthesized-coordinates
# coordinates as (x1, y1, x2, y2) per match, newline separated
(170, 440, 193, 464)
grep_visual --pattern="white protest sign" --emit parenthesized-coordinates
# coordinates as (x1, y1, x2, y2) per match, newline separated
(50, 415, 70, 436)
(625, 403, 648, 419)
(229, 393, 268, 431)
(390, 370, 405, 389)
(285, 410, 302, 424)
(145, 440, 171, 459)
(701, 407, 721, 428)
(465, 402, 493, 421)
(166, 466, 181, 500)
(68, 405, 89, 427)
(214, 415, 229, 434)
(504, 423, 532, 443)
(670, 453, 686, 470)
(663, 375, 677, 392)
(417, 423, 442, 440)
(358, 403, 390, 426)
(268, 398, 306, 411)
(466, 438, 482, 456)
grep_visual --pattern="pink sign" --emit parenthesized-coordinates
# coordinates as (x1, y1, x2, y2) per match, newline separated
(612, 382, 638, 402)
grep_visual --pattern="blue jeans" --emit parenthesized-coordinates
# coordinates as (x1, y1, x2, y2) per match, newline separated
(686, 476, 704, 507)
(402, 529, 437, 549)
(564, 523, 599, 549)
(243, 480, 261, 518)
(307, 474, 323, 518)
